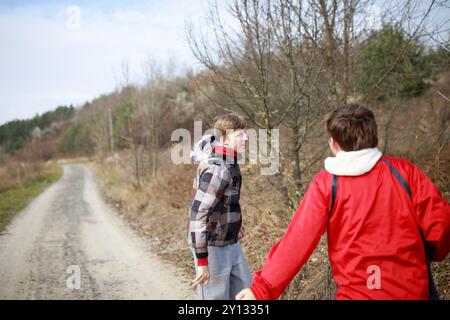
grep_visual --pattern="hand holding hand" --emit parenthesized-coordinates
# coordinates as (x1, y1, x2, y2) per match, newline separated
(235, 288, 256, 300)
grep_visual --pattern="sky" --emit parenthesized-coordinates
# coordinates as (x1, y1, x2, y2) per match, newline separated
(0, 0, 448, 125)
(0, 0, 210, 125)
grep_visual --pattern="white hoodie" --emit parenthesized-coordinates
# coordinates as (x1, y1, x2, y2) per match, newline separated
(324, 147, 382, 176)
(190, 134, 216, 163)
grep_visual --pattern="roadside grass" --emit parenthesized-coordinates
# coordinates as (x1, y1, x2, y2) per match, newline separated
(0, 164, 63, 233)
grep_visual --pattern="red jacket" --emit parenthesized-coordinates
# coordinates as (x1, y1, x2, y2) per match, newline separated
(250, 154, 450, 300)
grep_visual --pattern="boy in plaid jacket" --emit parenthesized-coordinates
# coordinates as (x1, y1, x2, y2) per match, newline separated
(188, 113, 251, 300)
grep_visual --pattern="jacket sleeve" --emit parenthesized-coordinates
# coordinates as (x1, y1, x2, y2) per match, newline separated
(189, 164, 231, 266)
(250, 174, 329, 300)
(410, 163, 450, 261)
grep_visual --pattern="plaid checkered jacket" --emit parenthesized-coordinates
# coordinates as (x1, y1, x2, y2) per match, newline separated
(188, 135, 243, 265)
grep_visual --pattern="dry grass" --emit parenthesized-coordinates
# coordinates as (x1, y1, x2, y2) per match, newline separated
(0, 157, 48, 193)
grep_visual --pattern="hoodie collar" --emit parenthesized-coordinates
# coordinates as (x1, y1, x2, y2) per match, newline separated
(191, 134, 239, 164)
(212, 145, 237, 158)
(324, 147, 382, 176)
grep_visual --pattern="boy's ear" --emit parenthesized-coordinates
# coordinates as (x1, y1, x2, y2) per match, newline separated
(329, 137, 339, 153)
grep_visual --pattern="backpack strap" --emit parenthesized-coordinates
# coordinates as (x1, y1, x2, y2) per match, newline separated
(329, 175, 338, 217)
(381, 158, 412, 199)
(327, 174, 339, 295)
(381, 157, 439, 300)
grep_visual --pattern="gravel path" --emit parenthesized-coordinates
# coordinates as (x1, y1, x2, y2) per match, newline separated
(0, 164, 196, 300)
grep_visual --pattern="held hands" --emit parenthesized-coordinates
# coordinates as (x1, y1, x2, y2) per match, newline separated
(191, 265, 210, 287)
(235, 288, 256, 300)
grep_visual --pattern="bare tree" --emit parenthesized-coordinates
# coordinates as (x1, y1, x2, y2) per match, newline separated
(186, 0, 364, 199)
(114, 62, 145, 188)
(141, 58, 173, 180)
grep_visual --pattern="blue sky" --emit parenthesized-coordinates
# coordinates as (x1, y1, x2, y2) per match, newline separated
(0, 0, 448, 125)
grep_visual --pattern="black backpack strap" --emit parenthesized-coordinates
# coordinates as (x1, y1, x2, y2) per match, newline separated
(381, 157, 439, 300)
(329, 175, 338, 217)
(381, 158, 412, 199)
(327, 174, 339, 295)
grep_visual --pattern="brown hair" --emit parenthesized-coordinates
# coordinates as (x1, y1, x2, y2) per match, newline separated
(325, 104, 378, 151)
(213, 113, 247, 136)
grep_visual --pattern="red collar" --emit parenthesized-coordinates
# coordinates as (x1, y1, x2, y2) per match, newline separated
(212, 145, 237, 157)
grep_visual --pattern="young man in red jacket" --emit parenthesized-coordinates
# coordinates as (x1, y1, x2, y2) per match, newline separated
(237, 104, 450, 300)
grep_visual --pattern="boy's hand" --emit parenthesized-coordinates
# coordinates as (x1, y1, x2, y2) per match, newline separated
(191, 265, 210, 287)
(236, 288, 256, 300)
(239, 225, 247, 240)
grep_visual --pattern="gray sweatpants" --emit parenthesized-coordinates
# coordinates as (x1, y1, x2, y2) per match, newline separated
(193, 241, 252, 300)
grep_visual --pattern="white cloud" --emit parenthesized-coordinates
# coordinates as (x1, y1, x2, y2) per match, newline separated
(0, 0, 208, 125)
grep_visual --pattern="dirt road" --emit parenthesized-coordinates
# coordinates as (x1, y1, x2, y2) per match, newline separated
(0, 164, 196, 300)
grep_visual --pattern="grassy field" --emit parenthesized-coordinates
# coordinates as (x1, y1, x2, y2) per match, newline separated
(0, 164, 63, 233)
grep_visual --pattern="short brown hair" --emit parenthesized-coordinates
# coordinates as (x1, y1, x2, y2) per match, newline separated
(213, 113, 247, 136)
(325, 104, 378, 151)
